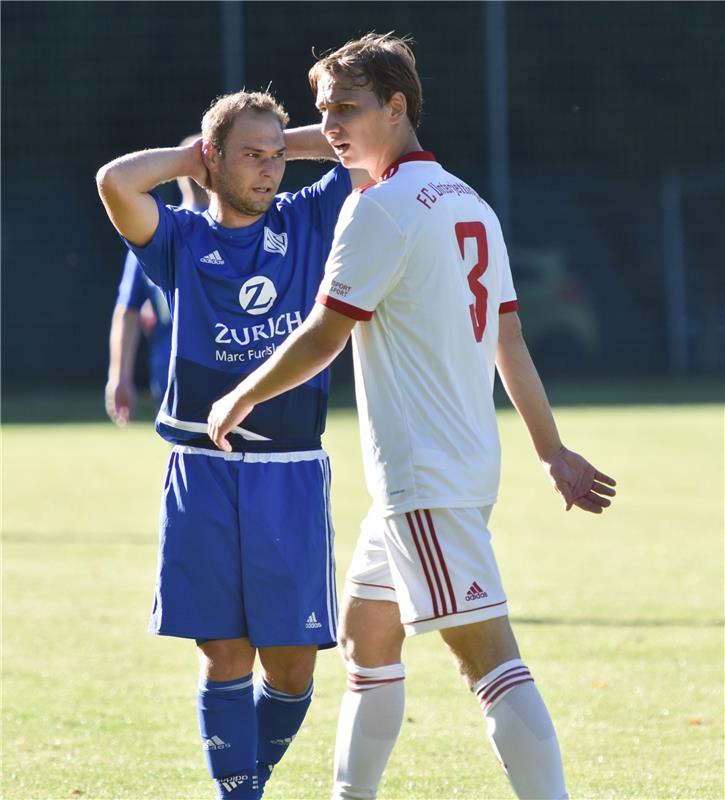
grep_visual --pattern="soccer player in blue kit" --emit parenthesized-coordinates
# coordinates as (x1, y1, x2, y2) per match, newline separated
(105, 155, 209, 423)
(97, 91, 365, 799)
(105, 249, 172, 422)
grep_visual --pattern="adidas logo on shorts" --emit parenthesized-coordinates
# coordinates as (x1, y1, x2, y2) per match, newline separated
(465, 581, 489, 601)
(305, 612, 322, 629)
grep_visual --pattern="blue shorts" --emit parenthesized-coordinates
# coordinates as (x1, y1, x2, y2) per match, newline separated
(149, 446, 338, 648)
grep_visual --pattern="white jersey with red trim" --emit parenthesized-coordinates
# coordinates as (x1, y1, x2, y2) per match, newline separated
(317, 152, 518, 515)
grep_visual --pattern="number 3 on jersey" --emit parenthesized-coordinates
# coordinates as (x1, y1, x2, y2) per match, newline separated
(455, 221, 488, 343)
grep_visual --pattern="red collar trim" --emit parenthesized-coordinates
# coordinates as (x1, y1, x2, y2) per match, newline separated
(381, 151, 437, 181)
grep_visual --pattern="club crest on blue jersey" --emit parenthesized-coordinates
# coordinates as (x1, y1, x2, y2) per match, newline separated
(264, 227, 288, 256)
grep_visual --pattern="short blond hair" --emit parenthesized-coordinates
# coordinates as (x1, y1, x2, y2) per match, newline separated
(309, 32, 422, 128)
(201, 91, 290, 153)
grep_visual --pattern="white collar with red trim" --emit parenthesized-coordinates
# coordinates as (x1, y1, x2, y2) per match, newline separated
(381, 151, 437, 181)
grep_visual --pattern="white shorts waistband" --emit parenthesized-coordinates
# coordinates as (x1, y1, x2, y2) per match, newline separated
(172, 445, 327, 463)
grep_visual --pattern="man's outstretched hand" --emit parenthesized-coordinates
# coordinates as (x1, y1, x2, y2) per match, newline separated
(207, 390, 254, 453)
(543, 447, 616, 513)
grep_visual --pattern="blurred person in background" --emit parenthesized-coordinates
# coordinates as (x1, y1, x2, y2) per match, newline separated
(105, 137, 209, 424)
(207, 34, 616, 800)
(97, 91, 366, 799)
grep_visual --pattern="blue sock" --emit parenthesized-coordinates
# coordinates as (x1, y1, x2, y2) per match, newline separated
(197, 674, 259, 799)
(254, 678, 313, 795)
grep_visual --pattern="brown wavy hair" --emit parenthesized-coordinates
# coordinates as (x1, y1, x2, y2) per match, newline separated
(309, 32, 422, 129)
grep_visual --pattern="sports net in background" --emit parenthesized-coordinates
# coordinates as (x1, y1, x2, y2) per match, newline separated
(2, 1, 723, 388)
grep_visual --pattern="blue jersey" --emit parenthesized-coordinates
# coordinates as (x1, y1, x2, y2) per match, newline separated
(127, 165, 351, 452)
(117, 250, 172, 401)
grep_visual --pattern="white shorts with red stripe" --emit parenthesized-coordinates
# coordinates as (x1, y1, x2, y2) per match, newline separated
(346, 506, 508, 635)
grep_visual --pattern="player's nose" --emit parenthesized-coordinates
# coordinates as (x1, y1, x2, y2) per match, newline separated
(260, 157, 281, 177)
(321, 112, 339, 138)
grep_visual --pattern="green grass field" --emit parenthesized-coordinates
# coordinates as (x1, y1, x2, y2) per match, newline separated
(3, 391, 723, 799)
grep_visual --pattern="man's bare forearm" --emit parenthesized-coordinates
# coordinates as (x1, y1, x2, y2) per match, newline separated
(97, 145, 200, 196)
(108, 307, 141, 383)
(497, 312, 617, 513)
(284, 125, 336, 161)
(207, 304, 355, 451)
(496, 313, 563, 463)
(234, 311, 348, 407)
(96, 140, 205, 246)
(105, 306, 142, 425)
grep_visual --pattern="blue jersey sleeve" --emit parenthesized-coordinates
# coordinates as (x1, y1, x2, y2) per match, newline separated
(123, 193, 192, 293)
(276, 165, 351, 235)
(116, 251, 152, 310)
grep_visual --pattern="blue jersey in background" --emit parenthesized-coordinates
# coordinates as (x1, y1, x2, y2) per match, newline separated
(116, 250, 172, 402)
(127, 165, 351, 452)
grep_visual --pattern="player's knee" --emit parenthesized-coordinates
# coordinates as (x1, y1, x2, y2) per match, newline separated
(266, 663, 315, 695)
(337, 630, 378, 667)
(337, 629, 356, 664)
(441, 616, 520, 684)
(337, 633, 403, 669)
(197, 637, 255, 681)
(259, 646, 317, 694)
(337, 604, 404, 667)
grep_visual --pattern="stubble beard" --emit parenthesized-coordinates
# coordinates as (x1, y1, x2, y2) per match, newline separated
(214, 170, 275, 218)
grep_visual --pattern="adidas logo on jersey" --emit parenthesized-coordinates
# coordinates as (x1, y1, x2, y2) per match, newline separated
(263, 227, 288, 256)
(202, 734, 231, 751)
(200, 249, 225, 265)
(465, 581, 489, 601)
(305, 612, 322, 629)
(220, 774, 258, 792)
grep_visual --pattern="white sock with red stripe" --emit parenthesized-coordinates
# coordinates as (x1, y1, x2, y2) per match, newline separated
(332, 663, 406, 800)
(474, 659, 568, 800)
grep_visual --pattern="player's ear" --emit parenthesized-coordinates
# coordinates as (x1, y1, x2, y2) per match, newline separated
(388, 92, 408, 126)
(201, 141, 218, 170)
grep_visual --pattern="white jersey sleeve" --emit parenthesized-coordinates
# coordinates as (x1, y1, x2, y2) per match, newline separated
(317, 192, 407, 320)
(493, 217, 518, 312)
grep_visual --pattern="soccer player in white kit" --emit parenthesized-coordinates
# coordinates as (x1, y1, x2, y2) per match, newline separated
(208, 33, 617, 800)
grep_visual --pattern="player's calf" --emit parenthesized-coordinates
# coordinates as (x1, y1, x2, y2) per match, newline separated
(254, 645, 317, 796)
(254, 677, 313, 797)
(474, 659, 568, 800)
(332, 662, 406, 800)
(198, 674, 259, 799)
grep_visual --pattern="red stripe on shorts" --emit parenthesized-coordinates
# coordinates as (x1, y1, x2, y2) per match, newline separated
(414, 510, 448, 615)
(423, 509, 458, 614)
(403, 599, 507, 626)
(349, 579, 396, 591)
(406, 512, 440, 617)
